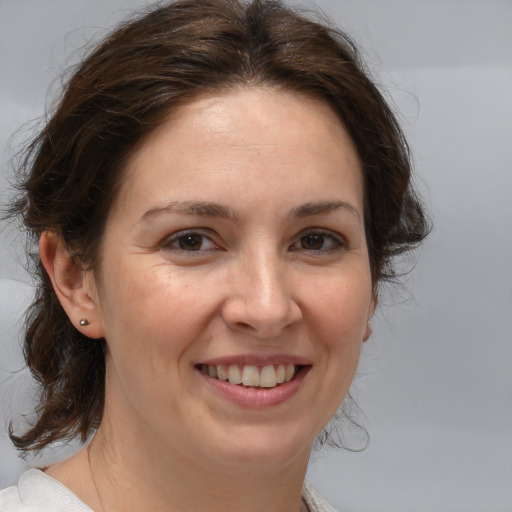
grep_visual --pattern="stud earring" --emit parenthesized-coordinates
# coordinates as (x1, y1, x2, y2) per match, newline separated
(79, 319, 90, 326)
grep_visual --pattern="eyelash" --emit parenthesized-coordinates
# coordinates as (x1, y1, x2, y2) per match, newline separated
(289, 230, 346, 254)
(161, 228, 346, 255)
(161, 229, 219, 254)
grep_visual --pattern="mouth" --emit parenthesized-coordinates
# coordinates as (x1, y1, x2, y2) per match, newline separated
(195, 358, 312, 408)
(196, 363, 308, 389)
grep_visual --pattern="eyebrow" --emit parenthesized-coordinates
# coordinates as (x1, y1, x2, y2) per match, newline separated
(139, 199, 361, 224)
(291, 200, 361, 223)
(140, 201, 238, 222)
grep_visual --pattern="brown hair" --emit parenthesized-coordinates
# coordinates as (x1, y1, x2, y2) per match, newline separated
(8, 0, 430, 453)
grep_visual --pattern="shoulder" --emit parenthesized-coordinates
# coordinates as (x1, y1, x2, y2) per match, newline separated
(2, 471, 337, 512)
(0, 470, 92, 512)
(302, 479, 339, 512)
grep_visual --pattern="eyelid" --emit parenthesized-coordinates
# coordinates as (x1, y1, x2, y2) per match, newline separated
(158, 227, 347, 255)
(161, 228, 220, 252)
(290, 228, 348, 253)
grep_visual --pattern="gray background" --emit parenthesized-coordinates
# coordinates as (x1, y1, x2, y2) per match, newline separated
(1, 1, 511, 511)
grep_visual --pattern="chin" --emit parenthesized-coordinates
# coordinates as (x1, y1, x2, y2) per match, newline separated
(196, 420, 318, 474)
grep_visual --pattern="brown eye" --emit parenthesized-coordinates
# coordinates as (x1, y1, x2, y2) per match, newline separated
(163, 230, 218, 254)
(290, 230, 344, 254)
(177, 234, 204, 251)
(300, 234, 325, 250)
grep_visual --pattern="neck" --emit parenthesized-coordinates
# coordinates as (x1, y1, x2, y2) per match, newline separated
(88, 411, 310, 512)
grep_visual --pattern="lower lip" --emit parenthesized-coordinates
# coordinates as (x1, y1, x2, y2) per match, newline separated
(198, 367, 310, 408)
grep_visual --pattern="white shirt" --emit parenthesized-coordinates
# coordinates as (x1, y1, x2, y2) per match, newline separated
(0, 470, 337, 511)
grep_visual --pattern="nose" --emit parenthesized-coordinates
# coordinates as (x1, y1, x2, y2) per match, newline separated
(221, 250, 303, 338)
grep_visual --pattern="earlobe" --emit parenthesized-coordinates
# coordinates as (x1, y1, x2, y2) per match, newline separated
(363, 294, 377, 342)
(363, 322, 373, 342)
(39, 230, 104, 339)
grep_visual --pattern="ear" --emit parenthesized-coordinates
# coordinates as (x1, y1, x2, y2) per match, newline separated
(39, 230, 105, 339)
(363, 293, 377, 342)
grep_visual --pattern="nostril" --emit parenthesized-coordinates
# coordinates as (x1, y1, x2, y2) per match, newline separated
(233, 321, 253, 330)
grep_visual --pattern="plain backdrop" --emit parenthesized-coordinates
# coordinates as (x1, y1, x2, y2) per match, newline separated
(1, 1, 511, 511)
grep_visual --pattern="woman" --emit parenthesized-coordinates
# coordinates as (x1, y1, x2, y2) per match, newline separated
(0, 0, 429, 510)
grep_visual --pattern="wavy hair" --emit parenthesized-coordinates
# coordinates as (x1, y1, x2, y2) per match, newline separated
(7, 0, 430, 453)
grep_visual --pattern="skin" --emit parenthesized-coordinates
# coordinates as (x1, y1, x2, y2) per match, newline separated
(41, 87, 374, 512)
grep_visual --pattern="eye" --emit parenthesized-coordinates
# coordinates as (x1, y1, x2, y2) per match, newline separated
(176, 233, 206, 251)
(290, 230, 345, 253)
(300, 234, 328, 251)
(162, 230, 218, 253)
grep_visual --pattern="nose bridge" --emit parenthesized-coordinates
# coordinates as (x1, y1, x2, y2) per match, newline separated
(249, 247, 287, 309)
(222, 243, 301, 336)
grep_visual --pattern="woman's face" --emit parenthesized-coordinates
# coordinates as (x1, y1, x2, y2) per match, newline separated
(91, 87, 374, 473)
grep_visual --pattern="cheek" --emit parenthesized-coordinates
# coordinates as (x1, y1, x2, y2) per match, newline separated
(307, 269, 372, 342)
(306, 271, 370, 401)
(99, 268, 196, 416)
(98, 261, 219, 364)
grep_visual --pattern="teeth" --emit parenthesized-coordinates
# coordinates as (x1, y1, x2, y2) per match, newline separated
(276, 364, 285, 384)
(285, 363, 295, 382)
(242, 366, 259, 386)
(203, 363, 298, 388)
(227, 365, 242, 385)
(217, 365, 228, 381)
(259, 365, 277, 388)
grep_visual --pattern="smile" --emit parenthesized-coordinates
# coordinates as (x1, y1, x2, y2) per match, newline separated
(198, 363, 299, 388)
(195, 357, 312, 407)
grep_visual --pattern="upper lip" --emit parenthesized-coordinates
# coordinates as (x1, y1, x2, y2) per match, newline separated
(195, 354, 312, 367)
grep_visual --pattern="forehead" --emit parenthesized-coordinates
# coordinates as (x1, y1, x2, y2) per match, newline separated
(110, 87, 364, 220)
